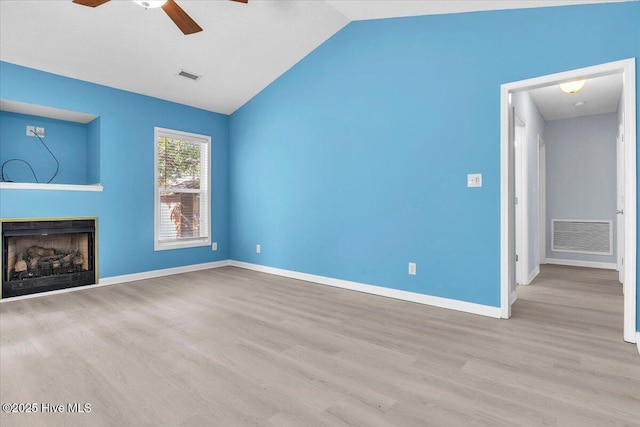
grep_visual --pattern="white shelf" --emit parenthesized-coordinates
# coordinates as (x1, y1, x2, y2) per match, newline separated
(0, 182, 103, 192)
(0, 99, 97, 124)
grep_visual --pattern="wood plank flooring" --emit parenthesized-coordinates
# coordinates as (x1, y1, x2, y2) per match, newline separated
(1, 264, 638, 426)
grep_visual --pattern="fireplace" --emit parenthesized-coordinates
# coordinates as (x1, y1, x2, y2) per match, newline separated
(1, 218, 97, 298)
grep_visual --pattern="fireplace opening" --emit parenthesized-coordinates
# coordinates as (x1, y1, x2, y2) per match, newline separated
(1, 219, 97, 298)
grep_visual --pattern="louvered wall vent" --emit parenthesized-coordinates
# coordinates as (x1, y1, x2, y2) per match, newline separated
(551, 219, 612, 255)
(177, 70, 201, 81)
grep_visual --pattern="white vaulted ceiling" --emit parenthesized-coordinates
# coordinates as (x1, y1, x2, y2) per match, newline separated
(0, 0, 632, 114)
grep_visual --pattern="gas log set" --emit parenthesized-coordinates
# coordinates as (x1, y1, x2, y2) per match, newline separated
(12, 245, 85, 279)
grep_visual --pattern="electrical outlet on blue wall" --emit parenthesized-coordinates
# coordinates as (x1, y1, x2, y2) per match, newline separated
(1, 111, 87, 184)
(228, 1, 639, 313)
(0, 60, 231, 279)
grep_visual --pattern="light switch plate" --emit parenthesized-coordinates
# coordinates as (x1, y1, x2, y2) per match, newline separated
(408, 262, 416, 275)
(467, 173, 482, 188)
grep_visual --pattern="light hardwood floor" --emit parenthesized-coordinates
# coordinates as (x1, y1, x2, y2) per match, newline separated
(1, 265, 638, 426)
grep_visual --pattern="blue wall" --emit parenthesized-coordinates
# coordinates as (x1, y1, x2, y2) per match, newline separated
(86, 117, 100, 185)
(229, 2, 640, 310)
(0, 111, 90, 184)
(0, 62, 230, 277)
(1, 2, 639, 330)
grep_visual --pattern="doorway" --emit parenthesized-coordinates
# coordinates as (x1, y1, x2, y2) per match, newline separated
(500, 59, 637, 344)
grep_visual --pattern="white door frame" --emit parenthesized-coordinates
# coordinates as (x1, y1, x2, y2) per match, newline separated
(500, 58, 637, 344)
(617, 122, 625, 284)
(514, 114, 528, 288)
(538, 135, 546, 266)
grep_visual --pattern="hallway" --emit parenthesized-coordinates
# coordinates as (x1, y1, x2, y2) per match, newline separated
(513, 264, 627, 355)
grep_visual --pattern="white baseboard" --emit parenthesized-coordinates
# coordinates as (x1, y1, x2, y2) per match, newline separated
(544, 258, 617, 270)
(524, 266, 540, 285)
(2, 259, 502, 319)
(230, 261, 501, 319)
(636, 333, 640, 355)
(1, 260, 231, 303)
(99, 260, 231, 285)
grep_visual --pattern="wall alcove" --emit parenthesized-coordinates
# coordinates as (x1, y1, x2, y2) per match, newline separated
(0, 99, 102, 191)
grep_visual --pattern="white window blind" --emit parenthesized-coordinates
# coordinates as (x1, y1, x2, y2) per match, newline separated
(154, 127, 211, 251)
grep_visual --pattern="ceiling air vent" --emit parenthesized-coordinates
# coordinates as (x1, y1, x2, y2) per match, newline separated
(177, 70, 201, 81)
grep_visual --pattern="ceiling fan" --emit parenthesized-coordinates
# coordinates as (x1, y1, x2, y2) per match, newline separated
(72, 0, 248, 35)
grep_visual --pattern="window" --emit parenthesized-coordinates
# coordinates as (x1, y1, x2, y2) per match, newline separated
(154, 127, 210, 251)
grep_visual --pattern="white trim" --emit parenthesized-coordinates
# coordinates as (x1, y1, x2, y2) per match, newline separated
(154, 127, 212, 252)
(636, 333, 639, 350)
(621, 59, 637, 344)
(501, 58, 636, 343)
(514, 113, 529, 289)
(0, 99, 97, 124)
(616, 121, 625, 283)
(0, 260, 231, 303)
(230, 261, 502, 318)
(538, 135, 546, 265)
(154, 238, 211, 251)
(543, 258, 617, 270)
(3, 259, 503, 319)
(524, 265, 540, 285)
(500, 86, 511, 319)
(99, 260, 230, 285)
(0, 182, 103, 191)
(510, 289, 517, 305)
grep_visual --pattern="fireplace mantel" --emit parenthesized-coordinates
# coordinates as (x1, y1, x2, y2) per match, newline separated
(0, 182, 103, 192)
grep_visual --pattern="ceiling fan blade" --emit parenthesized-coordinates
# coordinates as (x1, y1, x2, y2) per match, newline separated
(161, 0, 203, 35)
(230, 0, 248, 3)
(72, 0, 111, 7)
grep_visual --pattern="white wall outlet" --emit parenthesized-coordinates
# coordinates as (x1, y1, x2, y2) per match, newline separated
(26, 125, 35, 136)
(211, 242, 218, 251)
(256, 244, 261, 254)
(408, 262, 417, 275)
(35, 127, 45, 138)
(467, 173, 482, 188)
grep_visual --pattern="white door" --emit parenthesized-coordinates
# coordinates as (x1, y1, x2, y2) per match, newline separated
(616, 122, 624, 285)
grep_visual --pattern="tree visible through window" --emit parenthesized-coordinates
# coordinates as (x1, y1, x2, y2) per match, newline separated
(155, 128, 210, 250)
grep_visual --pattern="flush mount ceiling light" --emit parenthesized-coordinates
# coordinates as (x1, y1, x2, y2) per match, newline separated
(133, 0, 167, 8)
(560, 79, 586, 94)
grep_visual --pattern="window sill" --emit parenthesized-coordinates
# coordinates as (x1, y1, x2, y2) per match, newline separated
(0, 182, 104, 192)
(155, 239, 210, 251)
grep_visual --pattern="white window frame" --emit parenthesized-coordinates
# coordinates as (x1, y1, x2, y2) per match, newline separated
(154, 127, 211, 251)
